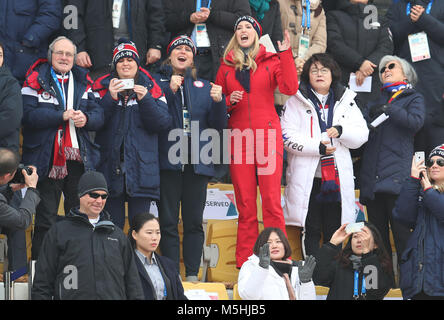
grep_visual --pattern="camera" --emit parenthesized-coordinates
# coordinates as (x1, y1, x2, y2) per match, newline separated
(10, 164, 33, 184)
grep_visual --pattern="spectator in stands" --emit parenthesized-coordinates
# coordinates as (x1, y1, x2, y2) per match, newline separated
(249, 0, 283, 50)
(164, 0, 251, 81)
(0, 42, 29, 271)
(216, 16, 298, 268)
(129, 212, 188, 300)
(313, 222, 394, 300)
(0, 42, 23, 153)
(326, 0, 393, 108)
(153, 36, 226, 281)
(281, 53, 368, 257)
(63, 0, 165, 79)
(386, 0, 444, 155)
(0, 149, 39, 233)
(359, 55, 425, 267)
(238, 227, 317, 300)
(275, 0, 327, 110)
(32, 171, 144, 300)
(0, 0, 62, 84)
(93, 39, 170, 231)
(393, 145, 444, 300)
(21, 36, 104, 260)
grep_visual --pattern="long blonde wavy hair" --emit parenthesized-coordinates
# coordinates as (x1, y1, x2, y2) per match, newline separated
(223, 31, 260, 72)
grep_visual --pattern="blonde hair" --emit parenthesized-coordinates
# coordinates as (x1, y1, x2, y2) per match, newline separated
(427, 171, 444, 193)
(223, 32, 260, 72)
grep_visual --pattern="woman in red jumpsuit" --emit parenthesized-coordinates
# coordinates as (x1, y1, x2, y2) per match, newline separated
(216, 16, 298, 268)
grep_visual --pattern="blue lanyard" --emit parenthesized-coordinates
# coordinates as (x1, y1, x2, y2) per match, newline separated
(353, 270, 366, 299)
(196, 0, 211, 11)
(406, 0, 433, 15)
(50, 68, 66, 109)
(301, 0, 311, 30)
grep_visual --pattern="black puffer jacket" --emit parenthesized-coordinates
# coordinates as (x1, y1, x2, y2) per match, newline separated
(31, 208, 144, 300)
(0, 66, 23, 152)
(63, 0, 165, 71)
(164, 0, 251, 80)
(326, 0, 393, 107)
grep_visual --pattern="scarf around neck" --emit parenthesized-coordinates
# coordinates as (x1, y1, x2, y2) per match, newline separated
(249, 0, 271, 21)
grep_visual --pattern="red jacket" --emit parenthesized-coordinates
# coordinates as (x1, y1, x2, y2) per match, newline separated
(215, 45, 298, 130)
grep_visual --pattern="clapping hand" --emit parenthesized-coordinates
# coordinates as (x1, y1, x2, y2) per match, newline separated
(210, 82, 223, 102)
(277, 30, 291, 52)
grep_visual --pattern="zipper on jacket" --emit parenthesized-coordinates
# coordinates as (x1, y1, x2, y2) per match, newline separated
(266, 66, 271, 86)
(310, 116, 313, 138)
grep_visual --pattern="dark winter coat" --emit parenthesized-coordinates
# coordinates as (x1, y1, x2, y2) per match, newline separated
(93, 68, 171, 199)
(21, 60, 104, 180)
(386, 0, 444, 126)
(63, 0, 165, 72)
(0, 0, 62, 82)
(326, 0, 393, 107)
(153, 65, 227, 177)
(31, 207, 144, 300)
(135, 252, 188, 300)
(313, 242, 394, 300)
(393, 177, 444, 299)
(359, 88, 425, 204)
(0, 66, 23, 152)
(164, 0, 251, 80)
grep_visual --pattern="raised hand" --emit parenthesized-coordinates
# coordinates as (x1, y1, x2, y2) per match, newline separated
(258, 243, 271, 269)
(298, 255, 316, 283)
(277, 29, 291, 52)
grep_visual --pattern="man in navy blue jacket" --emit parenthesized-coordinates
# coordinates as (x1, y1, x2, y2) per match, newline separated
(21, 36, 104, 259)
(0, 0, 62, 84)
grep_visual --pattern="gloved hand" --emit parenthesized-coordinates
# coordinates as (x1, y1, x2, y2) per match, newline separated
(298, 255, 316, 283)
(258, 243, 270, 269)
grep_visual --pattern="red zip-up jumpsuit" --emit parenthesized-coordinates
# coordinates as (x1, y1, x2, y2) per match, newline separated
(216, 45, 298, 267)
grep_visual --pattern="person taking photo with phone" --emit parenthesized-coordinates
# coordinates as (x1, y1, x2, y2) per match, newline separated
(313, 221, 394, 300)
(93, 39, 171, 230)
(392, 144, 444, 300)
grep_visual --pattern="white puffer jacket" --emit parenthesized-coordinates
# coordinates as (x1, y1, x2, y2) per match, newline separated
(280, 84, 368, 227)
(238, 254, 316, 300)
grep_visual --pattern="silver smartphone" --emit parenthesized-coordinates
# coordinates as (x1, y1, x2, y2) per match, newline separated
(415, 151, 425, 165)
(119, 78, 134, 90)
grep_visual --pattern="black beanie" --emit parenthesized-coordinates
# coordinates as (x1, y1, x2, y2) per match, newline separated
(78, 171, 108, 198)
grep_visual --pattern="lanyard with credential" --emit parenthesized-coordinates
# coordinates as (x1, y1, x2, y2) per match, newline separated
(196, 0, 211, 11)
(50, 68, 66, 109)
(406, 0, 433, 15)
(353, 270, 366, 299)
(301, 0, 311, 31)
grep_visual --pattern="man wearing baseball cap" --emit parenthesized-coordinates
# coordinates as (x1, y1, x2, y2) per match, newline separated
(32, 171, 144, 300)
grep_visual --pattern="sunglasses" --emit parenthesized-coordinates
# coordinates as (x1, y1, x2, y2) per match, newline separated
(88, 192, 109, 200)
(380, 63, 396, 74)
(426, 158, 444, 167)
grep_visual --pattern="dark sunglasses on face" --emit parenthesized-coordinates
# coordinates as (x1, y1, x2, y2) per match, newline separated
(88, 192, 109, 200)
(380, 63, 396, 74)
(426, 158, 444, 167)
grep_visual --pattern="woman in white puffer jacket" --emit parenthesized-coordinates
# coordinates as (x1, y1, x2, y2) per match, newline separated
(280, 53, 368, 257)
(238, 227, 317, 300)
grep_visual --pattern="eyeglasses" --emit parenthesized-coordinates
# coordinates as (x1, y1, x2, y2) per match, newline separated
(426, 158, 444, 167)
(380, 63, 396, 74)
(88, 192, 109, 200)
(53, 51, 75, 58)
(310, 68, 329, 75)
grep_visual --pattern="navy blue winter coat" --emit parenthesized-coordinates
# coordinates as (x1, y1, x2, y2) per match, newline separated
(359, 88, 425, 204)
(153, 66, 227, 177)
(0, 0, 62, 82)
(21, 59, 104, 180)
(387, 0, 444, 126)
(393, 177, 444, 299)
(93, 68, 171, 199)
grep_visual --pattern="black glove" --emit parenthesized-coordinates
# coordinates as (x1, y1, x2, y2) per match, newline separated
(298, 255, 316, 283)
(258, 243, 270, 269)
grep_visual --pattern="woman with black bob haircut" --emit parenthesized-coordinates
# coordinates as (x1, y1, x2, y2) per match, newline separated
(313, 221, 394, 300)
(281, 53, 368, 257)
(237, 227, 317, 300)
(128, 212, 187, 300)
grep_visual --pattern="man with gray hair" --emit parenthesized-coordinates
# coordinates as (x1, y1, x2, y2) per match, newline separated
(21, 36, 104, 260)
